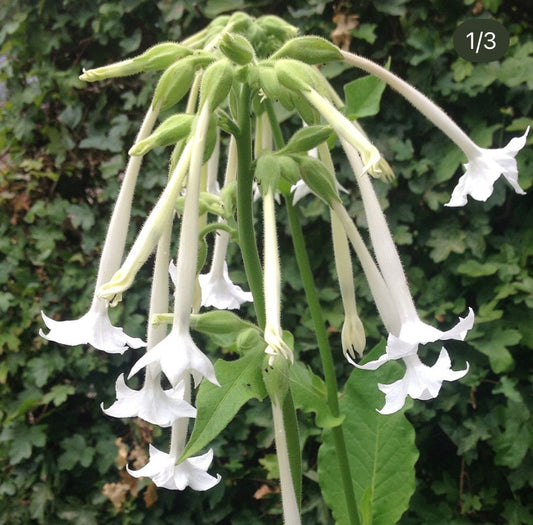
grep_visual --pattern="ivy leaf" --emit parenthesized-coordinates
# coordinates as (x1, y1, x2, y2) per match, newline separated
(42, 384, 75, 407)
(289, 362, 344, 428)
(180, 344, 267, 461)
(0, 423, 47, 465)
(318, 342, 418, 525)
(456, 260, 499, 277)
(344, 73, 386, 119)
(471, 327, 521, 373)
(58, 434, 95, 470)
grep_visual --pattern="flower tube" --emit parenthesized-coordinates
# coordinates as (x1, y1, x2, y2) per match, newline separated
(341, 50, 529, 206)
(341, 140, 474, 413)
(40, 105, 160, 353)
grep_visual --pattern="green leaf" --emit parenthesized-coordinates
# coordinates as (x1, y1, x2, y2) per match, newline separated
(42, 384, 75, 407)
(471, 327, 521, 373)
(318, 342, 418, 525)
(456, 260, 499, 277)
(289, 362, 344, 428)
(58, 434, 95, 470)
(180, 344, 267, 461)
(344, 74, 386, 119)
(0, 423, 47, 465)
(204, 0, 244, 18)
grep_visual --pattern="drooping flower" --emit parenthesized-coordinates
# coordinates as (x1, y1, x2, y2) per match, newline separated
(40, 106, 159, 352)
(376, 350, 469, 415)
(350, 309, 473, 413)
(198, 230, 253, 309)
(102, 366, 196, 427)
(340, 50, 528, 206)
(128, 328, 219, 388)
(446, 127, 530, 206)
(40, 300, 144, 354)
(127, 444, 220, 491)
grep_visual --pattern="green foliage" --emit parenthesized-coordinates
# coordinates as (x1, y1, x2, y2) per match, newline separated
(319, 342, 418, 525)
(1, 0, 532, 523)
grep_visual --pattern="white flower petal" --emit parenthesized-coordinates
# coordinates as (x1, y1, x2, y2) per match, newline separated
(377, 350, 469, 414)
(101, 372, 196, 427)
(198, 262, 253, 310)
(127, 445, 220, 492)
(40, 306, 145, 354)
(128, 329, 219, 388)
(446, 127, 529, 207)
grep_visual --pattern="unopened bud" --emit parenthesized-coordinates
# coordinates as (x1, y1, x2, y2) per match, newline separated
(199, 59, 234, 111)
(255, 154, 281, 196)
(294, 155, 341, 205)
(153, 52, 215, 111)
(256, 15, 298, 42)
(281, 125, 332, 155)
(129, 114, 194, 156)
(220, 33, 255, 65)
(275, 59, 314, 92)
(80, 42, 191, 81)
(271, 36, 342, 65)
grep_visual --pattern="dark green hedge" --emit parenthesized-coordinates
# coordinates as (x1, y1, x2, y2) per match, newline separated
(1, 1, 531, 523)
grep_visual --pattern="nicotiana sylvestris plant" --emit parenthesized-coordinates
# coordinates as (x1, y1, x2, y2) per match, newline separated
(40, 12, 528, 524)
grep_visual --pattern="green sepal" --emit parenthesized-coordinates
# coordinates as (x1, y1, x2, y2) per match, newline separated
(199, 59, 234, 111)
(292, 154, 341, 205)
(275, 59, 315, 93)
(254, 153, 281, 196)
(153, 52, 215, 111)
(280, 125, 333, 155)
(176, 191, 225, 217)
(128, 114, 194, 156)
(216, 109, 240, 136)
(262, 353, 291, 406)
(255, 15, 299, 43)
(190, 311, 259, 349)
(220, 33, 255, 65)
(271, 36, 343, 65)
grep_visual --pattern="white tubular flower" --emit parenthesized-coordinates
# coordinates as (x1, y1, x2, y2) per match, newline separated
(128, 328, 219, 388)
(341, 142, 474, 412)
(131, 104, 219, 389)
(127, 444, 220, 491)
(446, 127, 529, 206)
(341, 51, 529, 205)
(97, 140, 194, 304)
(351, 309, 474, 414)
(375, 351, 469, 415)
(198, 233, 253, 309)
(102, 367, 196, 427)
(40, 106, 160, 352)
(263, 189, 293, 365)
(39, 301, 144, 354)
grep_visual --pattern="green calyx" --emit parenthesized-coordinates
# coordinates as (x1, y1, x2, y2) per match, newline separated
(220, 33, 256, 65)
(129, 114, 195, 156)
(262, 353, 291, 405)
(279, 125, 333, 155)
(270, 36, 343, 65)
(199, 59, 234, 111)
(293, 155, 342, 205)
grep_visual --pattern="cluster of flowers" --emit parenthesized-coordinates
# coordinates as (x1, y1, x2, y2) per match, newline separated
(40, 12, 528, 492)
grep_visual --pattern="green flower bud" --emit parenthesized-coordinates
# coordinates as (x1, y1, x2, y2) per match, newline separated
(294, 154, 341, 205)
(199, 59, 234, 111)
(257, 65, 282, 100)
(79, 42, 191, 81)
(271, 36, 343, 64)
(220, 33, 255, 65)
(256, 15, 298, 42)
(153, 52, 215, 111)
(274, 59, 316, 93)
(281, 125, 333, 155)
(129, 114, 195, 156)
(226, 11, 254, 32)
(236, 327, 265, 355)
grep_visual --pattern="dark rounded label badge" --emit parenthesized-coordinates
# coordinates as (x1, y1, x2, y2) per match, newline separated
(453, 19, 509, 63)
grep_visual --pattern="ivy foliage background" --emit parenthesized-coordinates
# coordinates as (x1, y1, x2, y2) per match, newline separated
(0, 0, 532, 523)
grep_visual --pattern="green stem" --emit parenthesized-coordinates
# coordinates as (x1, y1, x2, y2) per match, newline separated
(286, 197, 361, 525)
(235, 83, 266, 329)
